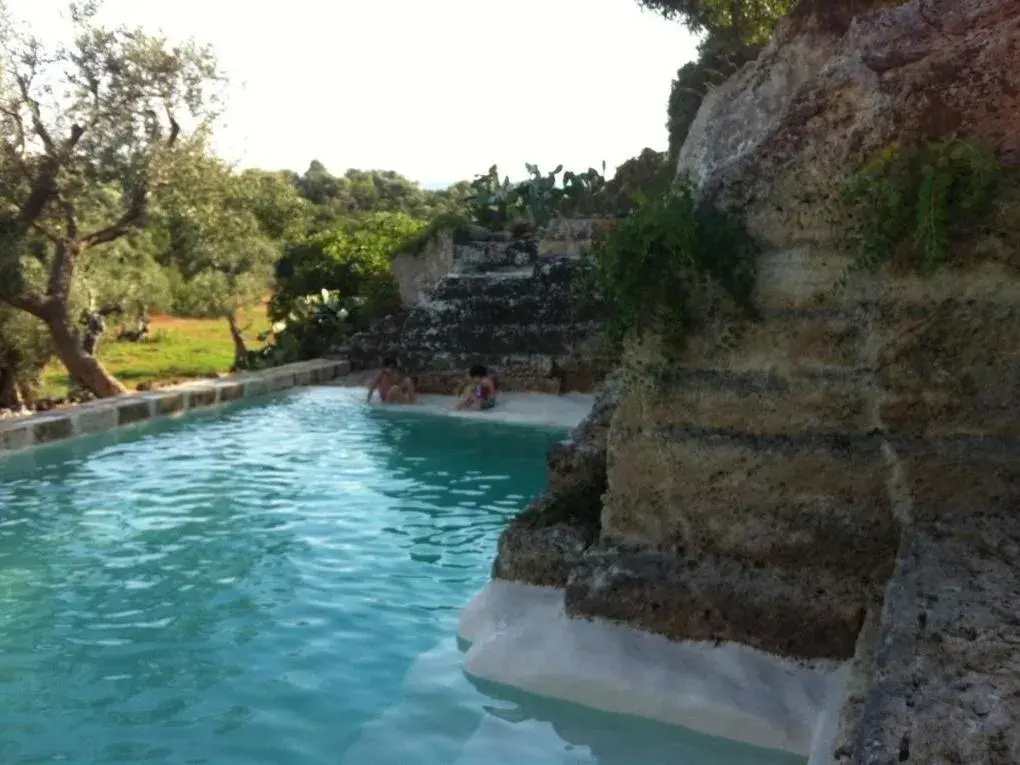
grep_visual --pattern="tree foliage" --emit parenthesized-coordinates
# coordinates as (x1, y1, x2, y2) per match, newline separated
(152, 145, 280, 367)
(0, 0, 222, 397)
(637, 0, 798, 42)
(292, 161, 469, 230)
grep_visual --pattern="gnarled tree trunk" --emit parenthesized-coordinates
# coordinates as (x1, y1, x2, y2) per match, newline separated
(47, 310, 127, 398)
(227, 312, 249, 370)
(0, 365, 21, 410)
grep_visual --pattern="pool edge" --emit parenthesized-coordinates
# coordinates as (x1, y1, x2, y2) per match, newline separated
(0, 358, 351, 458)
(457, 578, 850, 760)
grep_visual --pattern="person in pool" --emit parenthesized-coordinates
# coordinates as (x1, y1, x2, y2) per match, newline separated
(367, 358, 416, 405)
(455, 365, 500, 411)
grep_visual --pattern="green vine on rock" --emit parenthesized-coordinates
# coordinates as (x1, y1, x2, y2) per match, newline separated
(839, 136, 1000, 284)
(589, 179, 759, 357)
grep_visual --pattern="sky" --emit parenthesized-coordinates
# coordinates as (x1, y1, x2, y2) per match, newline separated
(7, 0, 699, 187)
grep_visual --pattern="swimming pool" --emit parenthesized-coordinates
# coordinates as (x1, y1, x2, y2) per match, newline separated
(0, 387, 801, 765)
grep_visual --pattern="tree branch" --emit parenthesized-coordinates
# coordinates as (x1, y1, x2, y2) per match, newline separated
(5, 74, 84, 233)
(47, 239, 79, 300)
(80, 198, 147, 249)
(15, 73, 55, 156)
(58, 194, 79, 240)
(80, 117, 180, 249)
(1, 290, 55, 320)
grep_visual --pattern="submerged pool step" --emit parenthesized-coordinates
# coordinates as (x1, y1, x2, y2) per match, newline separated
(341, 639, 487, 764)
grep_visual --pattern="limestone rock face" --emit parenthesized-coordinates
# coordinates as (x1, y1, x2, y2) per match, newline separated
(680, 0, 1020, 247)
(351, 226, 608, 393)
(390, 230, 455, 307)
(484, 0, 1020, 761)
(493, 376, 618, 587)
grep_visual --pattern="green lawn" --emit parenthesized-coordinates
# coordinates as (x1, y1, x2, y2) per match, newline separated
(40, 310, 270, 400)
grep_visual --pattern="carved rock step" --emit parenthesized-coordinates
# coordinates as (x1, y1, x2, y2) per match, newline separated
(405, 297, 598, 328)
(401, 323, 603, 357)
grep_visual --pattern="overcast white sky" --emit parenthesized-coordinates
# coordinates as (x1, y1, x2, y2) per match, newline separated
(7, 0, 698, 186)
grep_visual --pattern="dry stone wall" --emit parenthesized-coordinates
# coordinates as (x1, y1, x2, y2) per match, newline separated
(351, 223, 612, 394)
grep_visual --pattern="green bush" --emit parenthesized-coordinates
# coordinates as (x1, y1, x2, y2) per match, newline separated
(840, 136, 1000, 280)
(270, 212, 421, 326)
(391, 211, 473, 256)
(0, 305, 53, 408)
(591, 180, 759, 353)
(254, 289, 360, 366)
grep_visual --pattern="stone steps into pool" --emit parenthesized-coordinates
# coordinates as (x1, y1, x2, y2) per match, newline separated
(0, 358, 351, 457)
(350, 250, 606, 394)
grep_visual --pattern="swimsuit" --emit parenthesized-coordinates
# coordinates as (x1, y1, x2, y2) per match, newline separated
(475, 379, 497, 410)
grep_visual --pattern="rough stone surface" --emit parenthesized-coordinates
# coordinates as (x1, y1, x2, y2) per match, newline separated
(830, 515, 1020, 765)
(477, 1, 1020, 761)
(537, 218, 611, 258)
(351, 225, 609, 393)
(565, 545, 870, 660)
(493, 521, 590, 588)
(33, 415, 73, 443)
(492, 376, 619, 588)
(680, 0, 1020, 247)
(391, 229, 455, 307)
(117, 400, 151, 425)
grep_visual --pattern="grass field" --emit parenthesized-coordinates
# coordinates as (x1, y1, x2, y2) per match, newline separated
(40, 308, 270, 400)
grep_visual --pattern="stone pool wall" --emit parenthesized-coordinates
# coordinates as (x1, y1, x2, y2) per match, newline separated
(0, 359, 350, 457)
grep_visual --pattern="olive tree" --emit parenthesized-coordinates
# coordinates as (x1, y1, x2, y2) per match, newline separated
(154, 147, 278, 369)
(0, 1, 221, 397)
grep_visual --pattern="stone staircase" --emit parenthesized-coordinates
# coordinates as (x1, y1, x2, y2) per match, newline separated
(349, 231, 608, 394)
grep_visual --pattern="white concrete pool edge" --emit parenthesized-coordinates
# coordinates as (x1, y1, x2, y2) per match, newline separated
(360, 390, 595, 430)
(458, 579, 850, 760)
(0, 358, 351, 457)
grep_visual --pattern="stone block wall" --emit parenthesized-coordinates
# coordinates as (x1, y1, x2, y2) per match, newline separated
(0, 359, 350, 457)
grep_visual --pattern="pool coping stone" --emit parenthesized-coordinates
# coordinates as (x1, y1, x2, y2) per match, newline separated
(0, 358, 350, 457)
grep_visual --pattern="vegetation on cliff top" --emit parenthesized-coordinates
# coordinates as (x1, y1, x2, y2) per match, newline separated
(589, 179, 760, 356)
(643, 0, 797, 157)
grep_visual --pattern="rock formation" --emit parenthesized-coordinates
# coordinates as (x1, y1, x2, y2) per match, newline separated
(350, 223, 613, 393)
(481, 0, 1020, 762)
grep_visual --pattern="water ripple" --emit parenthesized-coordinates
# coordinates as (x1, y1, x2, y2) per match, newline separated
(0, 388, 571, 765)
(0, 388, 799, 765)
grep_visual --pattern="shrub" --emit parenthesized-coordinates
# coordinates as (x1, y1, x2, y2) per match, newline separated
(0, 305, 53, 409)
(839, 136, 1000, 281)
(591, 180, 759, 354)
(270, 212, 420, 326)
(391, 211, 473, 256)
(254, 290, 361, 366)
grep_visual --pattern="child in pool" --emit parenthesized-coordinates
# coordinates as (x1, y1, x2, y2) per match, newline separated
(367, 358, 416, 404)
(454, 365, 499, 411)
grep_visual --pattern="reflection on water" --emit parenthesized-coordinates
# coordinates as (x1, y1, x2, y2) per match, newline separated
(465, 675, 805, 765)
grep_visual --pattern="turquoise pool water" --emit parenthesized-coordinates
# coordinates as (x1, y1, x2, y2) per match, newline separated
(0, 387, 802, 765)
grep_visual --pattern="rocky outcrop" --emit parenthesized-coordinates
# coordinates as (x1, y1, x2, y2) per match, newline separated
(351, 225, 612, 393)
(482, 0, 1020, 762)
(493, 376, 618, 586)
(390, 229, 455, 307)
